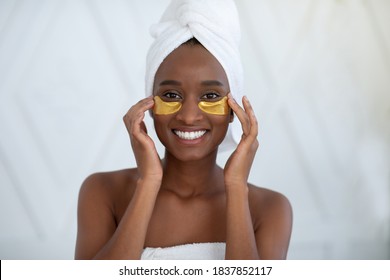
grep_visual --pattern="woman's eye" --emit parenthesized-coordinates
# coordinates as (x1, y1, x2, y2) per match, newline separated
(202, 92, 220, 100)
(163, 92, 181, 99)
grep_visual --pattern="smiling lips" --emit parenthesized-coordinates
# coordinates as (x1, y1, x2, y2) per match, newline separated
(173, 130, 207, 140)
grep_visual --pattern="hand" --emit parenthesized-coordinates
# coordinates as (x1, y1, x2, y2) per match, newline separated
(224, 94, 259, 188)
(123, 97, 163, 183)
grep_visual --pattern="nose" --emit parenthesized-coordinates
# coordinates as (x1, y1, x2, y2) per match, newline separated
(175, 98, 203, 124)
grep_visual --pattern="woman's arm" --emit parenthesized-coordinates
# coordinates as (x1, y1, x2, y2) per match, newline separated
(224, 95, 260, 259)
(74, 176, 160, 260)
(225, 185, 259, 259)
(74, 174, 160, 259)
(75, 97, 162, 259)
(224, 95, 292, 259)
(225, 185, 293, 260)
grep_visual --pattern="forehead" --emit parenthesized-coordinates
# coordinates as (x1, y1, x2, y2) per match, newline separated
(154, 44, 228, 85)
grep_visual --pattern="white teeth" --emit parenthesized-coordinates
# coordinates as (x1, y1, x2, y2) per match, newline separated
(174, 130, 206, 140)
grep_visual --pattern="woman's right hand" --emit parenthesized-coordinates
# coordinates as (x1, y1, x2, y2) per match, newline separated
(123, 96, 163, 184)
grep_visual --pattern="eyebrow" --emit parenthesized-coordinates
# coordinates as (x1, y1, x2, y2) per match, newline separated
(159, 79, 224, 87)
(159, 80, 182, 86)
(201, 80, 224, 87)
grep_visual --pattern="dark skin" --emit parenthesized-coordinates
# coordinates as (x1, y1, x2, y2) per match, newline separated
(75, 44, 292, 260)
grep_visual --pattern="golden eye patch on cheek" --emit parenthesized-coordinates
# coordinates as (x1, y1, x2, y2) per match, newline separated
(198, 96, 229, 115)
(153, 96, 229, 115)
(153, 96, 182, 115)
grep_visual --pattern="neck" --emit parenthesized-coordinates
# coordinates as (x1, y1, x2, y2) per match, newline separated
(160, 149, 224, 197)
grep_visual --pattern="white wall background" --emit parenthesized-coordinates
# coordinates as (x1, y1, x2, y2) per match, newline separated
(0, 0, 389, 259)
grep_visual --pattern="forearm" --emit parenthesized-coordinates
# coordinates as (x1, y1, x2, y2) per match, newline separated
(93, 179, 160, 259)
(225, 185, 259, 260)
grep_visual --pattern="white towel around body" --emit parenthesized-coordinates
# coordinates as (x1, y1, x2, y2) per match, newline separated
(141, 242, 226, 260)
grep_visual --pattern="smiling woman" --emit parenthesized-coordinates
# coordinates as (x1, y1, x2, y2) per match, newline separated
(74, 0, 292, 260)
(152, 42, 233, 162)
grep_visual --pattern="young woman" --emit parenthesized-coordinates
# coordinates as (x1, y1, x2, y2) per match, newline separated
(75, 1, 292, 260)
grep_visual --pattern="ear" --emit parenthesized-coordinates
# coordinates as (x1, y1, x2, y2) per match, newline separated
(149, 109, 154, 119)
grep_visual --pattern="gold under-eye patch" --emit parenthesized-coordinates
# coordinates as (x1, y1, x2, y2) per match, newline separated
(198, 96, 229, 115)
(153, 96, 182, 115)
(153, 95, 229, 115)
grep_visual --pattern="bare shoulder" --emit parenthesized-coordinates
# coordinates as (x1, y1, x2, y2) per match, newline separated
(247, 183, 292, 221)
(75, 168, 139, 259)
(77, 168, 140, 228)
(79, 168, 139, 203)
(247, 184, 293, 259)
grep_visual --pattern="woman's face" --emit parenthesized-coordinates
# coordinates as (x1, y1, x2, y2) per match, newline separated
(152, 43, 232, 161)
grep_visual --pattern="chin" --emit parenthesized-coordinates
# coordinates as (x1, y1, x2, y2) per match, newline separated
(166, 145, 218, 162)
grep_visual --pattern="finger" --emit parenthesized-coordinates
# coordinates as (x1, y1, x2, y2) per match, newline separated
(227, 93, 250, 135)
(123, 97, 154, 137)
(128, 97, 154, 117)
(242, 96, 259, 140)
(123, 97, 154, 125)
(140, 120, 148, 135)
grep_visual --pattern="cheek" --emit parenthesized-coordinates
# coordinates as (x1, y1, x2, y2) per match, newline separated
(153, 116, 170, 141)
(212, 115, 231, 136)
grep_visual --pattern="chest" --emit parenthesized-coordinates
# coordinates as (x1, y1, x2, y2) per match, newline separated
(145, 192, 227, 247)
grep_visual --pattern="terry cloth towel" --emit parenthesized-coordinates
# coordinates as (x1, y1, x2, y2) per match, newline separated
(145, 0, 244, 151)
(141, 242, 226, 260)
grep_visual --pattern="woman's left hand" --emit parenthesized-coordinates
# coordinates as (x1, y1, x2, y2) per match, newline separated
(224, 94, 259, 189)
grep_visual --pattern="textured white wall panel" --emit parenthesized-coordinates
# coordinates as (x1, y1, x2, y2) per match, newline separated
(0, 0, 389, 259)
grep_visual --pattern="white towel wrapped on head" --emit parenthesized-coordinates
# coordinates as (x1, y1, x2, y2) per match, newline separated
(145, 0, 244, 150)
